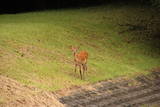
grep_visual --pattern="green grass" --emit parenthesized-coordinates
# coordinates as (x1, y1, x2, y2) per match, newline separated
(0, 4, 160, 91)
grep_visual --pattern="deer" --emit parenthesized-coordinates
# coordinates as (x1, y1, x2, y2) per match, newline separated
(71, 46, 88, 80)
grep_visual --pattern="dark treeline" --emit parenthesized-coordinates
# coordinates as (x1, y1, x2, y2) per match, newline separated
(0, 0, 160, 13)
(1, 0, 159, 14)
(0, 0, 109, 13)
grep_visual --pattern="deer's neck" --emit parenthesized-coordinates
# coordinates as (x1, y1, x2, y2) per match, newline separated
(73, 52, 77, 61)
(73, 52, 76, 57)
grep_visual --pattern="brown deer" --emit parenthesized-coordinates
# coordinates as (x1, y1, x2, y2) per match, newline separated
(71, 46, 88, 79)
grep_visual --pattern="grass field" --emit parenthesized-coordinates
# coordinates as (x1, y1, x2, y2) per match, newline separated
(0, 4, 160, 91)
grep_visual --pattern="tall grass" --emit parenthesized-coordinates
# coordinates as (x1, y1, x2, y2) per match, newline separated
(0, 4, 159, 91)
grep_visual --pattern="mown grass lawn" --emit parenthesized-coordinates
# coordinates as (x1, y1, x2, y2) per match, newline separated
(0, 4, 160, 91)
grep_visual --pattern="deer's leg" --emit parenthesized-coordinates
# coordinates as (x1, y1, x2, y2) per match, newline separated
(83, 64, 87, 79)
(75, 63, 77, 73)
(82, 64, 85, 79)
(85, 64, 87, 71)
(79, 65, 82, 80)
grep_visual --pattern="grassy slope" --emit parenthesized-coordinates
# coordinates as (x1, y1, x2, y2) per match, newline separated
(0, 4, 160, 91)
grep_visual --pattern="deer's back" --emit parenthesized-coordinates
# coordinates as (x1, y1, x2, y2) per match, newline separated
(75, 51, 88, 63)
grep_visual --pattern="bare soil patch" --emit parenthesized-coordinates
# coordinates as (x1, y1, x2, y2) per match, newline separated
(0, 75, 64, 107)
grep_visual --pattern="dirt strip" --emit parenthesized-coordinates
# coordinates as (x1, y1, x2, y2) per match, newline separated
(0, 76, 64, 107)
(57, 69, 160, 107)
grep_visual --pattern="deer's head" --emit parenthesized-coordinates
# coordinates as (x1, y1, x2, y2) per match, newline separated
(71, 46, 79, 56)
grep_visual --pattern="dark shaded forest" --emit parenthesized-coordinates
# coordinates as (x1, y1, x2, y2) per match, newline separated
(1, 0, 160, 13)
(0, 0, 107, 13)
